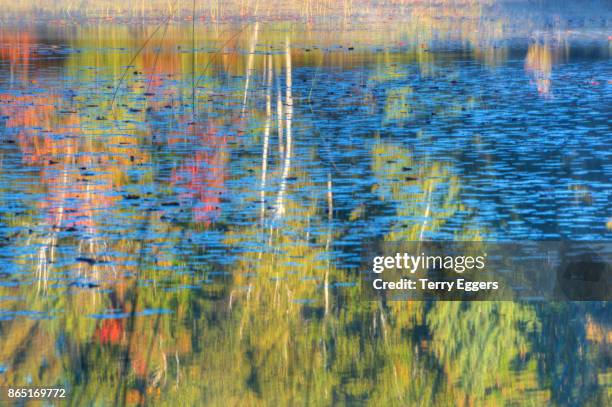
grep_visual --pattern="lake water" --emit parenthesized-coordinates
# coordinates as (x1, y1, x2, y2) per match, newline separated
(0, 1, 611, 405)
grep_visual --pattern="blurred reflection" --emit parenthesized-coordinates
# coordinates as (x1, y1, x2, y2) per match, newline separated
(525, 42, 553, 96)
(0, 4, 611, 405)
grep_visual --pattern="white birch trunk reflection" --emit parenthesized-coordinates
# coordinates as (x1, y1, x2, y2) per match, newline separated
(241, 21, 259, 115)
(276, 69, 284, 161)
(274, 36, 292, 219)
(260, 53, 272, 230)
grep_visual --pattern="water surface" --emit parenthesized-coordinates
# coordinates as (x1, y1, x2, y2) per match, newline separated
(0, 3, 611, 405)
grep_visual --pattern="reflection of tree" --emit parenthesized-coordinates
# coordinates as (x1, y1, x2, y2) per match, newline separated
(371, 142, 469, 241)
(0, 30, 35, 81)
(427, 301, 545, 405)
(370, 141, 552, 405)
(532, 303, 611, 406)
(0, 90, 128, 289)
(274, 36, 294, 220)
(525, 42, 553, 96)
(171, 123, 229, 226)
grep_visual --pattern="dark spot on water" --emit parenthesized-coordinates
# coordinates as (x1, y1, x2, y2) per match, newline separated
(75, 257, 98, 265)
(69, 280, 99, 289)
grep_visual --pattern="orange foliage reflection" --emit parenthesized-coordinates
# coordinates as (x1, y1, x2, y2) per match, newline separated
(525, 43, 553, 96)
(95, 318, 125, 345)
(0, 30, 34, 74)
